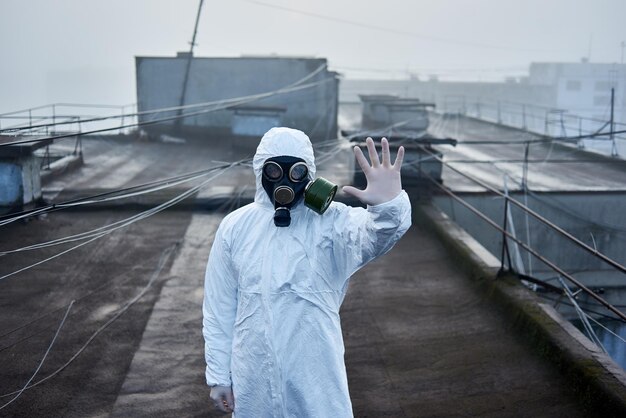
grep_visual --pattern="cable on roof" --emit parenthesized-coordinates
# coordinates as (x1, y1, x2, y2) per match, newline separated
(0, 243, 176, 399)
(0, 163, 238, 282)
(0, 301, 74, 410)
(0, 76, 335, 147)
(0, 183, 250, 351)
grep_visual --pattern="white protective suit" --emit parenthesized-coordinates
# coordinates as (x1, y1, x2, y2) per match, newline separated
(203, 127, 411, 417)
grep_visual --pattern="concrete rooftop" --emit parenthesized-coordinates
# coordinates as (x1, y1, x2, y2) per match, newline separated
(0, 130, 624, 416)
(429, 114, 626, 193)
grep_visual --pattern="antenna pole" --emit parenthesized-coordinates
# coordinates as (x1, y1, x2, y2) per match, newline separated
(176, 0, 205, 131)
(610, 87, 617, 156)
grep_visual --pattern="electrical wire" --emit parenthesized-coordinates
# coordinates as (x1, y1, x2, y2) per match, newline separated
(0, 165, 230, 227)
(433, 119, 626, 235)
(0, 166, 235, 251)
(0, 163, 238, 281)
(0, 134, 352, 256)
(419, 146, 626, 274)
(0, 271, 132, 349)
(0, 182, 249, 352)
(0, 243, 176, 399)
(586, 314, 626, 345)
(0, 77, 335, 147)
(0, 134, 354, 286)
(412, 158, 626, 320)
(435, 158, 626, 164)
(238, 0, 570, 53)
(0, 133, 351, 227)
(1, 77, 332, 145)
(438, 98, 626, 128)
(386, 114, 624, 324)
(0, 65, 329, 134)
(433, 110, 626, 253)
(557, 276, 607, 352)
(0, 301, 74, 410)
(446, 129, 626, 145)
(536, 292, 626, 324)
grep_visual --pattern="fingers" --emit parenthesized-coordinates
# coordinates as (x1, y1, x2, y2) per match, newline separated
(366, 137, 380, 168)
(353, 146, 371, 174)
(357, 137, 399, 171)
(393, 145, 405, 171)
(215, 393, 232, 413)
(225, 390, 235, 411)
(210, 387, 234, 413)
(381, 137, 391, 167)
(211, 396, 225, 412)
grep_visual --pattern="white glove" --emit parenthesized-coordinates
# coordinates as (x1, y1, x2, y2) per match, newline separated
(210, 385, 234, 414)
(343, 137, 404, 206)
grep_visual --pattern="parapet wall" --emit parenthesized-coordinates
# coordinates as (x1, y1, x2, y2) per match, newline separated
(414, 202, 626, 417)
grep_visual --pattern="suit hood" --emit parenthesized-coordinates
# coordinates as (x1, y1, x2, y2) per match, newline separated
(253, 127, 316, 207)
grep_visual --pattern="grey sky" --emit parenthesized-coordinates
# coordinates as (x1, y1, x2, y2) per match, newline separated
(1, 0, 625, 113)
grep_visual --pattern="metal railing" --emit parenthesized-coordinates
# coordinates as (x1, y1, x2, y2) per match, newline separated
(437, 95, 625, 157)
(0, 103, 137, 136)
(412, 145, 626, 323)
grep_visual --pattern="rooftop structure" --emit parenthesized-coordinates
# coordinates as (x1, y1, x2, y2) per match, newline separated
(135, 54, 339, 142)
(0, 135, 51, 209)
(341, 61, 626, 157)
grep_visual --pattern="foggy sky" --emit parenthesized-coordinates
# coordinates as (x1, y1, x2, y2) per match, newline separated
(1, 0, 625, 113)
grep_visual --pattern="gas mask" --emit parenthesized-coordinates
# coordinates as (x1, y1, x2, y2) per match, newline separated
(262, 156, 338, 227)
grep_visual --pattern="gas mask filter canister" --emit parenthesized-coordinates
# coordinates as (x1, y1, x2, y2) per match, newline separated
(262, 156, 338, 227)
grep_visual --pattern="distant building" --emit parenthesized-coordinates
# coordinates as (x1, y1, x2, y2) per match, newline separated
(135, 53, 339, 142)
(528, 62, 625, 123)
(341, 61, 626, 140)
(358, 94, 432, 133)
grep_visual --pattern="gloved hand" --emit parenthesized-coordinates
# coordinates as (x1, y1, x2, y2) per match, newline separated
(210, 385, 235, 414)
(343, 137, 405, 206)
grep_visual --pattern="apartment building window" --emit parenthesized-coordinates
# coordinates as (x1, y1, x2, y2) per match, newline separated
(593, 95, 611, 106)
(595, 80, 613, 92)
(566, 80, 581, 91)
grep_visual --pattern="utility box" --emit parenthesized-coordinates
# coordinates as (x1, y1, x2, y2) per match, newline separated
(343, 95, 454, 190)
(0, 137, 50, 210)
(360, 94, 434, 133)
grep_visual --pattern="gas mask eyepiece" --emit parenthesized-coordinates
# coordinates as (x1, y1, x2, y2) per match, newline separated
(262, 156, 337, 227)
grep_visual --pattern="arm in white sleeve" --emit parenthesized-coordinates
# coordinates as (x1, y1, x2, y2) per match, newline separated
(202, 223, 238, 387)
(334, 190, 412, 277)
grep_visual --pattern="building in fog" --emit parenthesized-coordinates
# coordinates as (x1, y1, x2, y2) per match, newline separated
(528, 62, 624, 121)
(135, 53, 339, 142)
(341, 61, 626, 138)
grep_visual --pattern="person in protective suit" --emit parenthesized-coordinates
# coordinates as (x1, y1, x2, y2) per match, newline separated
(203, 127, 411, 416)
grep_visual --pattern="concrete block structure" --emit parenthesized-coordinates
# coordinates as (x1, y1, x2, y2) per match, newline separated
(135, 54, 339, 142)
(0, 137, 48, 209)
(359, 94, 433, 132)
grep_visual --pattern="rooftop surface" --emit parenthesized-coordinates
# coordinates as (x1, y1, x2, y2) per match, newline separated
(428, 114, 626, 192)
(0, 126, 621, 416)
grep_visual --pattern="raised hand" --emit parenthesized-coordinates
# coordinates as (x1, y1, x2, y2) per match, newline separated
(343, 137, 404, 206)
